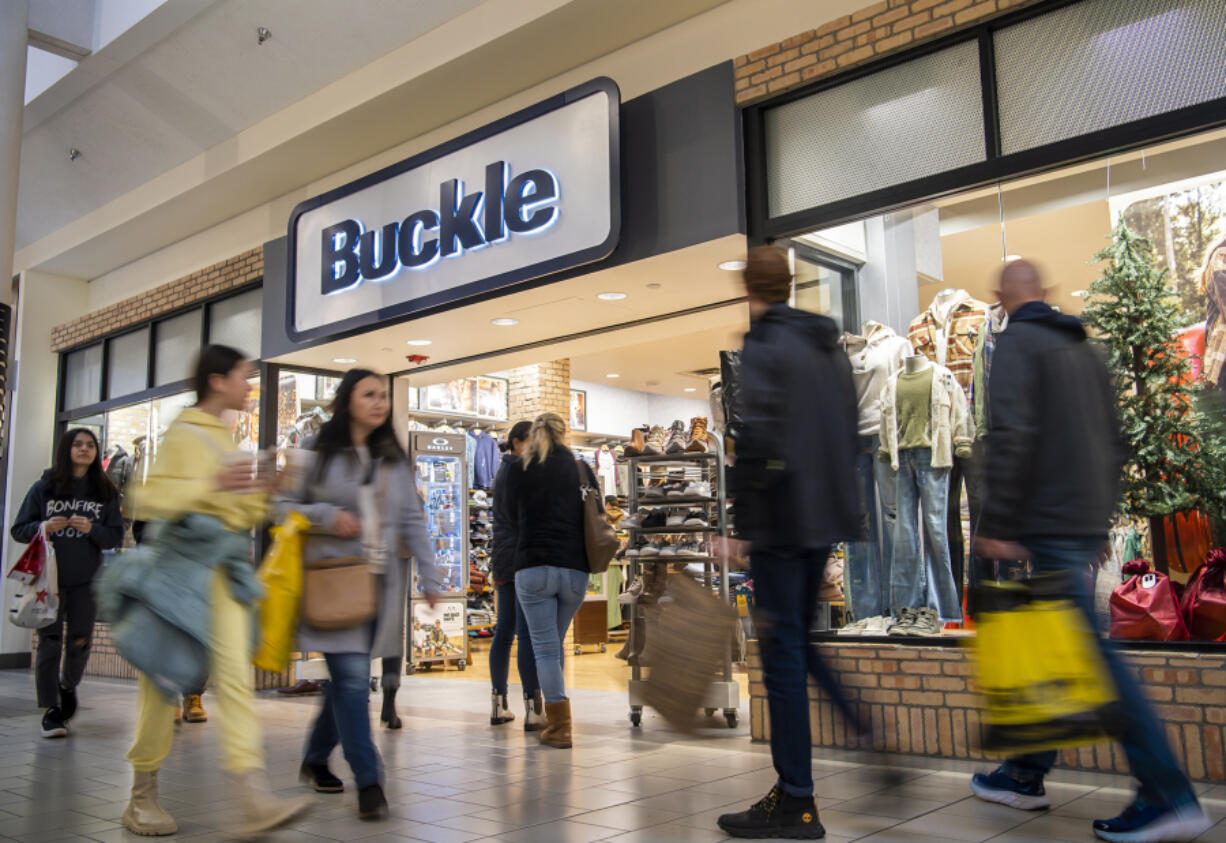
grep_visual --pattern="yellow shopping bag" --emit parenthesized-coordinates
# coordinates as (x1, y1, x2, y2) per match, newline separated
(253, 512, 309, 672)
(973, 572, 1119, 756)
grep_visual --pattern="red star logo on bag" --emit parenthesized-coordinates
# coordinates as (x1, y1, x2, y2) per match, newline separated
(35, 589, 49, 604)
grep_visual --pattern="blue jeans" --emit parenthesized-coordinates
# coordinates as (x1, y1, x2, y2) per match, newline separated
(846, 435, 897, 620)
(892, 448, 962, 622)
(304, 652, 381, 790)
(515, 566, 587, 704)
(490, 579, 539, 697)
(1001, 536, 1197, 811)
(752, 549, 864, 798)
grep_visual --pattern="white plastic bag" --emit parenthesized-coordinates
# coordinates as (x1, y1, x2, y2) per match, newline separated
(7, 526, 59, 629)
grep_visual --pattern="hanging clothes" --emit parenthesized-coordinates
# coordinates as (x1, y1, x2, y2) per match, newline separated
(595, 447, 619, 498)
(842, 321, 912, 437)
(907, 290, 989, 392)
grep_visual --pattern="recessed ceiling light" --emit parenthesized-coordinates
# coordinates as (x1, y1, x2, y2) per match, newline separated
(491, 317, 518, 326)
(719, 260, 747, 271)
(646, 282, 662, 289)
(645, 380, 660, 387)
(606, 373, 620, 379)
(1004, 254, 1022, 262)
(406, 339, 432, 346)
(684, 387, 697, 392)
(333, 357, 357, 364)
(597, 291, 627, 301)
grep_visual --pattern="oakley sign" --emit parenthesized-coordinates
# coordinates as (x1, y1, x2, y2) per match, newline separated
(287, 78, 620, 341)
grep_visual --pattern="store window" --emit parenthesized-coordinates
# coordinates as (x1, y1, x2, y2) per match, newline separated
(209, 288, 262, 356)
(106, 328, 149, 398)
(153, 310, 203, 386)
(63, 343, 103, 411)
(790, 244, 857, 333)
(276, 370, 342, 450)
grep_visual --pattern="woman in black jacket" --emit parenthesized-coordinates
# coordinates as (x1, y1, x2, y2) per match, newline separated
(488, 420, 541, 730)
(11, 428, 123, 738)
(501, 412, 590, 749)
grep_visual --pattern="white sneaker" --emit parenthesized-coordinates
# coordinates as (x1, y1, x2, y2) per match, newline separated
(864, 616, 892, 636)
(837, 618, 870, 637)
(682, 482, 712, 499)
(666, 513, 687, 527)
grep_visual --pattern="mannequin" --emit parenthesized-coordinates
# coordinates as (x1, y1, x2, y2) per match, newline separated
(838, 323, 910, 630)
(903, 354, 930, 375)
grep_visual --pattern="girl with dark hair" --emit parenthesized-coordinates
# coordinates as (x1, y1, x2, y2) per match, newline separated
(277, 368, 440, 821)
(117, 344, 311, 838)
(11, 428, 123, 738)
(488, 419, 542, 729)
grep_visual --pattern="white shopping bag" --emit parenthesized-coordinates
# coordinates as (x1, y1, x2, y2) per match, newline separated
(7, 526, 59, 629)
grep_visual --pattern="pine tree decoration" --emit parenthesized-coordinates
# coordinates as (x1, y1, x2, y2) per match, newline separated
(1081, 219, 1204, 532)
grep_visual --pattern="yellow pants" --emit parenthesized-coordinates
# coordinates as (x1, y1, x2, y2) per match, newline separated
(127, 569, 264, 773)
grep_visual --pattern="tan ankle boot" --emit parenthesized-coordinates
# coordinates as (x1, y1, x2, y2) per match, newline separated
(122, 770, 178, 836)
(232, 769, 312, 840)
(625, 427, 646, 457)
(686, 417, 710, 452)
(541, 700, 573, 749)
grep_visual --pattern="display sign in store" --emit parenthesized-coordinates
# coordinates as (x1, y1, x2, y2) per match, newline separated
(287, 77, 621, 340)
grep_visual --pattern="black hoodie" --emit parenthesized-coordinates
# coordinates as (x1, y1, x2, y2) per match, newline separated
(11, 470, 124, 587)
(979, 301, 1127, 541)
(730, 303, 862, 552)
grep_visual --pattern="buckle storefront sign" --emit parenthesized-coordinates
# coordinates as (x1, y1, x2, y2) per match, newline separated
(287, 78, 620, 341)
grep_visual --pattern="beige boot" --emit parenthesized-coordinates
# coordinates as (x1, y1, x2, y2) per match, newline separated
(121, 770, 178, 836)
(523, 690, 545, 732)
(232, 769, 312, 840)
(541, 700, 573, 749)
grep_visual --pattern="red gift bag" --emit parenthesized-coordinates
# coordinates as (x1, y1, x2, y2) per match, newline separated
(1181, 549, 1226, 641)
(7, 527, 48, 584)
(1110, 559, 1189, 641)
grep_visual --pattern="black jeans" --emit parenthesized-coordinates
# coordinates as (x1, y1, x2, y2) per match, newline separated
(752, 548, 862, 797)
(35, 583, 96, 709)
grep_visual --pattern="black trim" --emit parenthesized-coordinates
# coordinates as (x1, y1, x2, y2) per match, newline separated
(285, 77, 623, 343)
(977, 29, 1001, 161)
(0, 652, 31, 670)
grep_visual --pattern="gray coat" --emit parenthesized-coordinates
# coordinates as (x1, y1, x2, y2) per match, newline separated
(275, 449, 440, 658)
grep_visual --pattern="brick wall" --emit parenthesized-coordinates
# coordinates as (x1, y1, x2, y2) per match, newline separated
(749, 641, 1226, 781)
(734, 0, 1044, 105)
(507, 360, 571, 431)
(50, 248, 263, 353)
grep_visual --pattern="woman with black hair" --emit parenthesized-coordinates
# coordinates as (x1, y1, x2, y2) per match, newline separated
(277, 368, 440, 821)
(11, 428, 123, 738)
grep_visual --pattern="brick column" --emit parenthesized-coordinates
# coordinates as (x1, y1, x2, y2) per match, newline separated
(507, 360, 571, 431)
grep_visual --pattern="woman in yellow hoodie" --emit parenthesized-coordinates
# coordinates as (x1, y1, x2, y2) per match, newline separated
(122, 345, 311, 839)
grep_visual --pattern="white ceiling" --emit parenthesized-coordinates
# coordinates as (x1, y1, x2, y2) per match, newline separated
(271, 235, 749, 395)
(17, 0, 484, 250)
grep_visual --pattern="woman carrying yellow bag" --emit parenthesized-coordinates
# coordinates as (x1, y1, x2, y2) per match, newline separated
(254, 511, 309, 673)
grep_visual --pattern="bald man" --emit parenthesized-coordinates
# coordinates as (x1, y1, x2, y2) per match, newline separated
(970, 262, 1208, 842)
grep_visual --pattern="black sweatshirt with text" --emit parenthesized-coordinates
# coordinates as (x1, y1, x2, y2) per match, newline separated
(11, 471, 123, 587)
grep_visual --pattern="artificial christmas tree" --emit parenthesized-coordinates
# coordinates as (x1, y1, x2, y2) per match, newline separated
(1081, 219, 1220, 571)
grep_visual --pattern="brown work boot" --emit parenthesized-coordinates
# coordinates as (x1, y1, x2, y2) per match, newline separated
(540, 700, 573, 749)
(232, 769, 312, 840)
(183, 695, 207, 723)
(686, 417, 710, 452)
(624, 427, 647, 457)
(641, 425, 668, 456)
(122, 770, 178, 836)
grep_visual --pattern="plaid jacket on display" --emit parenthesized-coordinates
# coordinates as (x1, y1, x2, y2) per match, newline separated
(908, 294, 989, 393)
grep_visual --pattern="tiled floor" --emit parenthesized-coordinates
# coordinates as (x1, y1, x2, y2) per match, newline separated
(0, 670, 1223, 842)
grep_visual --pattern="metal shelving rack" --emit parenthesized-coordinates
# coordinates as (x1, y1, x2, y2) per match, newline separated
(625, 432, 738, 728)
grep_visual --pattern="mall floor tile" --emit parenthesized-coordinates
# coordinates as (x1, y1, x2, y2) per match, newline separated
(0, 670, 1224, 842)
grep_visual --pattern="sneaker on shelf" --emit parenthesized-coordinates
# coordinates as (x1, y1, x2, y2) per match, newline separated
(682, 510, 709, 527)
(905, 607, 942, 636)
(864, 615, 893, 636)
(641, 484, 667, 500)
(666, 512, 688, 528)
(1092, 799, 1211, 843)
(641, 425, 668, 456)
(682, 481, 712, 499)
(664, 421, 689, 454)
(664, 482, 688, 497)
(623, 538, 650, 558)
(642, 509, 668, 529)
(837, 618, 870, 637)
(658, 542, 678, 558)
(639, 541, 665, 558)
(970, 768, 1051, 811)
(620, 511, 645, 529)
(686, 417, 711, 453)
(676, 542, 702, 558)
(888, 608, 917, 636)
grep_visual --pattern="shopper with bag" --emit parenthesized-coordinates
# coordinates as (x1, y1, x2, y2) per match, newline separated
(970, 260, 1209, 842)
(116, 345, 311, 838)
(276, 368, 440, 821)
(10, 428, 123, 738)
(488, 419, 543, 730)
(500, 411, 591, 749)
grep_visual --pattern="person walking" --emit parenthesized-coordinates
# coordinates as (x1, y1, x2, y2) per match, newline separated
(501, 412, 590, 749)
(717, 246, 861, 840)
(11, 428, 123, 739)
(119, 345, 311, 838)
(969, 260, 1210, 843)
(278, 368, 440, 821)
(488, 420, 543, 730)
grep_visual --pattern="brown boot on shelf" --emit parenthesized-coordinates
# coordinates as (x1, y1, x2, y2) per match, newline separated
(540, 700, 573, 749)
(641, 425, 668, 456)
(686, 417, 710, 452)
(624, 427, 647, 457)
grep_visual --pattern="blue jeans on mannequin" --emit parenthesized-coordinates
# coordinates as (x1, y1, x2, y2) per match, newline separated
(515, 566, 587, 703)
(846, 434, 897, 620)
(490, 580, 540, 697)
(892, 447, 962, 622)
(304, 652, 381, 790)
(752, 549, 864, 797)
(1001, 536, 1197, 811)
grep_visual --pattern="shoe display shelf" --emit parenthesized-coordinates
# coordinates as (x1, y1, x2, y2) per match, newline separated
(624, 433, 739, 729)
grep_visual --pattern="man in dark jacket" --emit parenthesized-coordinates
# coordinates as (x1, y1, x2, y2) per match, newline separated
(718, 246, 861, 840)
(970, 260, 1208, 843)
